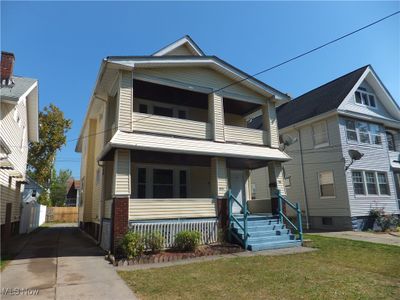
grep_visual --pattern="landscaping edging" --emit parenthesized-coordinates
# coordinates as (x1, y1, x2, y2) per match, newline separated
(108, 243, 243, 267)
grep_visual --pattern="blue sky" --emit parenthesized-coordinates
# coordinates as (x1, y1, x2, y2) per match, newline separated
(2, 1, 399, 178)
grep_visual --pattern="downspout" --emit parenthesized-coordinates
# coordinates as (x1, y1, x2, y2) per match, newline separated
(295, 127, 310, 230)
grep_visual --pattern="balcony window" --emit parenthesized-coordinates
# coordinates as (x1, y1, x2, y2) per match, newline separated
(153, 106, 173, 117)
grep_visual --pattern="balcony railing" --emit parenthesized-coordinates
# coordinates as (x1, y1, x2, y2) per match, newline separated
(225, 125, 266, 146)
(132, 112, 211, 140)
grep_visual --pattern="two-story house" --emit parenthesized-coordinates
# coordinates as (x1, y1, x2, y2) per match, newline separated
(0, 51, 39, 244)
(251, 65, 400, 230)
(76, 36, 304, 252)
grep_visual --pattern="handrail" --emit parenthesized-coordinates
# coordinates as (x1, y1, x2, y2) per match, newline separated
(228, 190, 249, 249)
(277, 190, 303, 242)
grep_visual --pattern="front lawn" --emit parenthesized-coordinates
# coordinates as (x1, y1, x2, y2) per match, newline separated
(118, 235, 400, 299)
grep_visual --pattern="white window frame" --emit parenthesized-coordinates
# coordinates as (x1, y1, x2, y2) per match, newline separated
(354, 89, 377, 109)
(351, 170, 391, 197)
(135, 98, 189, 119)
(318, 171, 336, 199)
(344, 118, 382, 147)
(312, 121, 329, 148)
(133, 164, 190, 199)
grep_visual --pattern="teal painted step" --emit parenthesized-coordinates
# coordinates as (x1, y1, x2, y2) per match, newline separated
(248, 234, 295, 244)
(233, 219, 280, 226)
(234, 229, 290, 239)
(233, 224, 286, 233)
(248, 240, 301, 251)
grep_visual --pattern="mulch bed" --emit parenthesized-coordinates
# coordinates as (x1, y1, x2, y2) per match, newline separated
(109, 243, 243, 267)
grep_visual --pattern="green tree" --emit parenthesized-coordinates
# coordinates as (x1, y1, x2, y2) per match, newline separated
(28, 103, 72, 187)
(50, 168, 72, 206)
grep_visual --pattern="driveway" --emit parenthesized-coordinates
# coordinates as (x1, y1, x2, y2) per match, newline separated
(1, 224, 137, 300)
(310, 231, 400, 246)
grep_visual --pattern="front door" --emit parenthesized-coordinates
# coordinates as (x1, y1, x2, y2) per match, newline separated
(230, 170, 245, 214)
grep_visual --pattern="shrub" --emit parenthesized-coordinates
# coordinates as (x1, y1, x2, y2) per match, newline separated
(145, 231, 164, 253)
(174, 230, 201, 251)
(121, 231, 145, 259)
(369, 208, 399, 232)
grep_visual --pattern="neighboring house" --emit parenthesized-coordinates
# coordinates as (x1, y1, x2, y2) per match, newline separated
(21, 176, 43, 204)
(0, 52, 39, 243)
(76, 36, 303, 252)
(66, 178, 80, 207)
(20, 176, 46, 234)
(251, 65, 400, 230)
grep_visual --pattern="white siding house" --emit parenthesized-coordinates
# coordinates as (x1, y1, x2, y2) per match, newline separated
(251, 65, 400, 230)
(76, 36, 304, 252)
(0, 52, 39, 242)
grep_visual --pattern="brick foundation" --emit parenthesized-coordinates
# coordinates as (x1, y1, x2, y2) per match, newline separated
(112, 197, 129, 254)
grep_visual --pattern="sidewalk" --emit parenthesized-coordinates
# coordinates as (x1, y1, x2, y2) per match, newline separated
(310, 231, 400, 246)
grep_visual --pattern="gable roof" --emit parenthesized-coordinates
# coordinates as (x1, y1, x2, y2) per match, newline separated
(152, 35, 205, 56)
(0, 76, 37, 102)
(276, 65, 369, 129)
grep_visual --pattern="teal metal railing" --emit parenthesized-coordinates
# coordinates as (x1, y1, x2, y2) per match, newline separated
(277, 190, 303, 242)
(228, 189, 249, 249)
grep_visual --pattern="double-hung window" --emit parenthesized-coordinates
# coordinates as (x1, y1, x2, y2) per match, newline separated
(352, 171, 391, 196)
(313, 121, 329, 147)
(377, 173, 390, 195)
(357, 121, 370, 144)
(365, 172, 378, 195)
(386, 132, 395, 151)
(318, 171, 335, 197)
(345, 120, 358, 142)
(369, 124, 382, 145)
(352, 171, 365, 195)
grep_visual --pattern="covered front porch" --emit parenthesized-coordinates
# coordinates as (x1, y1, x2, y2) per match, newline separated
(101, 148, 288, 250)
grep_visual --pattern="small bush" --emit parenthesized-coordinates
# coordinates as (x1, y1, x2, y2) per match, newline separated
(174, 230, 201, 251)
(145, 231, 164, 253)
(121, 231, 145, 259)
(369, 208, 399, 232)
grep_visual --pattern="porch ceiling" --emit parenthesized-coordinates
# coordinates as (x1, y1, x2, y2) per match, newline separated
(134, 79, 260, 116)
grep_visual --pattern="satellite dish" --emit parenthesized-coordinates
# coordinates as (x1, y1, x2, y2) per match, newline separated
(348, 149, 364, 161)
(282, 135, 298, 146)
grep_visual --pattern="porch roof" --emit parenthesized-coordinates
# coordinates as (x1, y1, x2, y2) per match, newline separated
(98, 130, 291, 163)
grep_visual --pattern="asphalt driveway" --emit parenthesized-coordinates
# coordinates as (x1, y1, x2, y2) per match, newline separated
(1, 224, 137, 300)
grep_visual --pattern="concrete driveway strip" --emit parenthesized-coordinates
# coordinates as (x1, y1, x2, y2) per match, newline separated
(1, 224, 137, 300)
(310, 231, 400, 246)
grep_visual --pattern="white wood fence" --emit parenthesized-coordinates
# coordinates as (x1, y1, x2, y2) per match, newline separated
(129, 219, 218, 249)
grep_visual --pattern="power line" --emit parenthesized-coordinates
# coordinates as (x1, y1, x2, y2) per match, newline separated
(8, 11, 400, 150)
(211, 10, 400, 94)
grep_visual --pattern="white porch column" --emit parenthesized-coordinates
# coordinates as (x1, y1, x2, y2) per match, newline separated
(117, 70, 133, 132)
(262, 98, 279, 148)
(112, 149, 131, 197)
(267, 161, 285, 197)
(210, 157, 228, 198)
(208, 93, 225, 142)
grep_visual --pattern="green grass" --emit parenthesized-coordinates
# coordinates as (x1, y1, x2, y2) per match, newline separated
(0, 254, 12, 271)
(118, 235, 400, 299)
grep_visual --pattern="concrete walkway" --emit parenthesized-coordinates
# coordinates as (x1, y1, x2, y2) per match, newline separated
(117, 246, 317, 271)
(310, 231, 400, 246)
(1, 224, 137, 300)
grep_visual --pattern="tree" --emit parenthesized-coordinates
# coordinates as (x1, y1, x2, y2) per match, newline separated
(28, 103, 72, 187)
(50, 168, 72, 206)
